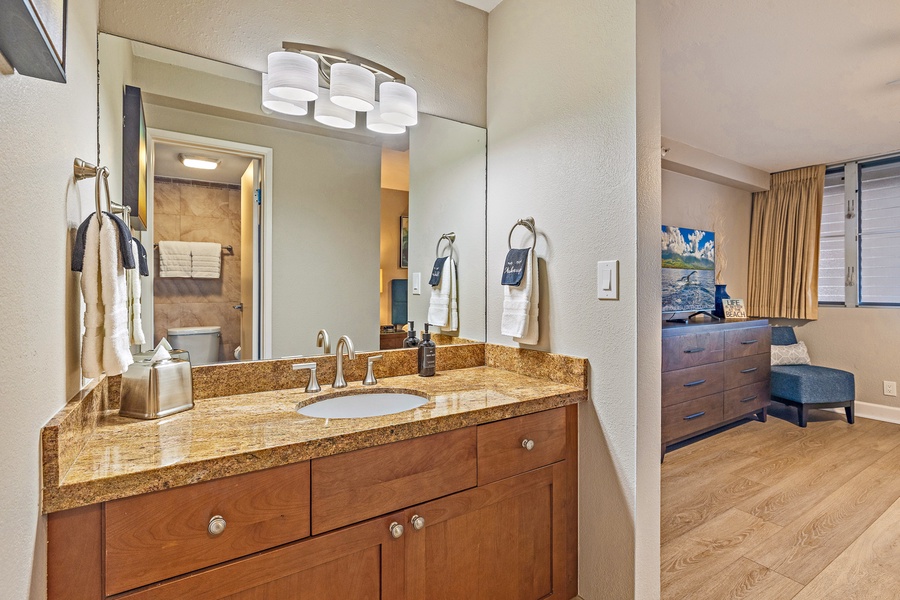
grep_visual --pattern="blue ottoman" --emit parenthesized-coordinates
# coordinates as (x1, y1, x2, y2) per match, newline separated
(770, 327, 855, 427)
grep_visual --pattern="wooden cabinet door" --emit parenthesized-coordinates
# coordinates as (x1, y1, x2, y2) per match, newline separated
(123, 512, 407, 600)
(404, 463, 568, 600)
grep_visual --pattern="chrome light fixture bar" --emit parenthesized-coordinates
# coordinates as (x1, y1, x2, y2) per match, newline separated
(262, 42, 417, 135)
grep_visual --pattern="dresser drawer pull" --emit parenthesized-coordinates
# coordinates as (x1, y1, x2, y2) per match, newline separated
(740, 367, 759, 374)
(207, 515, 226, 536)
(683, 379, 707, 387)
(740, 340, 758, 345)
(683, 347, 705, 354)
(740, 395, 759, 403)
(683, 411, 706, 421)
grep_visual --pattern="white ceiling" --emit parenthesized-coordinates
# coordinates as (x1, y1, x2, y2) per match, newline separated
(154, 142, 253, 184)
(455, 0, 503, 13)
(662, 0, 900, 172)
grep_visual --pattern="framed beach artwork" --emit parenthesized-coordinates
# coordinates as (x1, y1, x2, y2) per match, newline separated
(661, 225, 716, 314)
(0, 0, 67, 82)
(399, 216, 409, 268)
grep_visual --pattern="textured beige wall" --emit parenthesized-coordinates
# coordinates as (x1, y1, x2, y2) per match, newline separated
(487, 0, 660, 597)
(0, 1, 99, 597)
(380, 188, 409, 326)
(99, 0, 489, 127)
(662, 169, 753, 306)
(153, 179, 243, 361)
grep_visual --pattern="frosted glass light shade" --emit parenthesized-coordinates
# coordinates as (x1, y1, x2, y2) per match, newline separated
(267, 51, 318, 102)
(262, 74, 308, 116)
(314, 93, 356, 129)
(366, 102, 405, 134)
(330, 63, 376, 112)
(379, 81, 418, 127)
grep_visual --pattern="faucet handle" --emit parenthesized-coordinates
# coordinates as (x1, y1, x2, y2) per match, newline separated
(363, 355, 383, 386)
(292, 362, 321, 393)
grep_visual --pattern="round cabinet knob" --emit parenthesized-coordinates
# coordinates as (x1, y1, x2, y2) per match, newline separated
(389, 521, 405, 539)
(522, 438, 535, 451)
(411, 515, 426, 530)
(208, 515, 226, 536)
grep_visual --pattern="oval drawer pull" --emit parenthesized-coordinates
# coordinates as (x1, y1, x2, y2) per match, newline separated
(683, 411, 706, 420)
(208, 515, 226, 536)
(522, 438, 535, 451)
(684, 347, 705, 354)
(740, 340, 758, 345)
(740, 395, 759, 403)
(683, 379, 707, 387)
(740, 367, 759, 374)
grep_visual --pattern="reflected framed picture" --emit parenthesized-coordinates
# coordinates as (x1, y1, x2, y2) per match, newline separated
(0, 0, 67, 82)
(399, 216, 409, 268)
(123, 85, 148, 230)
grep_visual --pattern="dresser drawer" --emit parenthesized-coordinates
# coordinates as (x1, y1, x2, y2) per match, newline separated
(725, 354, 771, 389)
(724, 380, 770, 420)
(662, 363, 724, 407)
(662, 394, 724, 443)
(476, 407, 567, 486)
(104, 461, 311, 596)
(311, 427, 476, 534)
(724, 326, 771, 360)
(662, 331, 724, 372)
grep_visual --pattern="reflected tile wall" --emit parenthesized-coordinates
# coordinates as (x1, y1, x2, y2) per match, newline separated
(153, 177, 242, 362)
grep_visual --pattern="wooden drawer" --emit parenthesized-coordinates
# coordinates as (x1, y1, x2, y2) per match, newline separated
(104, 461, 311, 596)
(724, 326, 771, 360)
(311, 427, 476, 534)
(476, 407, 568, 486)
(662, 393, 723, 443)
(724, 380, 770, 421)
(662, 363, 724, 407)
(725, 354, 771, 389)
(662, 331, 724, 372)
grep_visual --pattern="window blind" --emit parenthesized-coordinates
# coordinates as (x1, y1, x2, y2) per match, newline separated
(859, 159, 900, 305)
(818, 168, 846, 304)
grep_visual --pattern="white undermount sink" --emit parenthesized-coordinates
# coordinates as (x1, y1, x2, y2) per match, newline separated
(297, 392, 427, 419)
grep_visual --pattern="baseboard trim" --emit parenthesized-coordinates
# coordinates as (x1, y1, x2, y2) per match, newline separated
(824, 401, 900, 424)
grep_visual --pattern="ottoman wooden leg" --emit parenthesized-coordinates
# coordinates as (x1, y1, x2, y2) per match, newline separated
(798, 405, 808, 428)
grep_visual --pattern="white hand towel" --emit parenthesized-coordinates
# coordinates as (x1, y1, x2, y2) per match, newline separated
(501, 249, 540, 344)
(128, 240, 146, 346)
(158, 241, 192, 277)
(81, 216, 104, 378)
(427, 258, 457, 331)
(190, 242, 221, 279)
(100, 214, 134, 376)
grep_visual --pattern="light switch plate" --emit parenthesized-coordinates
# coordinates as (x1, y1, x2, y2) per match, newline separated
(412, 273, 421, 295)
(597, 260, 618, 300)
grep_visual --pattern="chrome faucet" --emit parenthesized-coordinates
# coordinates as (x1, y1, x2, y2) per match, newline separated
(333, 335, 356, 388)
(316, 329, 331, 354)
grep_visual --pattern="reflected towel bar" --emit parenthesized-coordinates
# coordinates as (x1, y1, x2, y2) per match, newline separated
(153, 244, 235, 255)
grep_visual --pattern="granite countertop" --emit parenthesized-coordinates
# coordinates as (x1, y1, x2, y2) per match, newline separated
(43, 366, 585, 513)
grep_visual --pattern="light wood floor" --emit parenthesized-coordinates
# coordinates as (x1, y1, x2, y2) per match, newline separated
(661, 403, 900, 600)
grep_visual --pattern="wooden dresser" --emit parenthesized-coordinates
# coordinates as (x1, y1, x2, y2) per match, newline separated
(661, 319, 771, 459)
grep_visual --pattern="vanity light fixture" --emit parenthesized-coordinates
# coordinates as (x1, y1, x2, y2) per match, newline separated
(178, 154, 221, 170)
(262, 42, 418, 133)
(262, 74, 308, 116)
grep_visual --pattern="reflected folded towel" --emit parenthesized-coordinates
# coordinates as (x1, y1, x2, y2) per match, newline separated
(100, 214, 134, 376)
(501, 248, 539, 344)
(190, 242, 221, 279)
(127, 239, 146, 346)
(427, 258, 458, 331)
(158, 241, 192, 278)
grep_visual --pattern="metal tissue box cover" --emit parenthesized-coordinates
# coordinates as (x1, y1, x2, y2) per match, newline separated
(120, 358, 194, 419)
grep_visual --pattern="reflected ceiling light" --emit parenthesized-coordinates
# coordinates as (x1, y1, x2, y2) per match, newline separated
(314, 92, 357, 129)
(261, 42, 418, 133)
(178, 154, 220, 170)
(379, 82, 418, 127)
(330, 63, 376, 111)
(267, 51, 318, 101)
(262, 74, 308, 116)
(366, 102, 405, 134)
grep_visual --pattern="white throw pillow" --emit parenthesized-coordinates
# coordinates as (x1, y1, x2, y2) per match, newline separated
(771, 341, 812, 366)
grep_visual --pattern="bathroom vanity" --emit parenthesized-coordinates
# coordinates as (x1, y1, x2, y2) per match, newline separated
(43, 344, 584, 599)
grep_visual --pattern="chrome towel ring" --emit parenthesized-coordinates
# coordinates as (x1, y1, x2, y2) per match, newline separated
(74, 158, 132, 224)
(508, 217, 536, 251)
(436, 232, 456, 259)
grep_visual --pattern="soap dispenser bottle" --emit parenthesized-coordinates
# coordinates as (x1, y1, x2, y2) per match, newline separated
(403, 321, 420, 348)
(418, 323, 436, 377)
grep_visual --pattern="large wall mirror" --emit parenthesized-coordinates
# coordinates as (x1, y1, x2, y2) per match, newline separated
(98, 33, 486, 364)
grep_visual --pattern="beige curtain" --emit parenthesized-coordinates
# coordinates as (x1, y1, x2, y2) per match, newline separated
(747, 165, 825, 320)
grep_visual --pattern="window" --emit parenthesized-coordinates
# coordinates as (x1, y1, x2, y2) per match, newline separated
(818, 154, 900, 307)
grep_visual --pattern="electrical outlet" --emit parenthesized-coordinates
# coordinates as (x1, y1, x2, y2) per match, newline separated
(884, 381, 897, 397)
